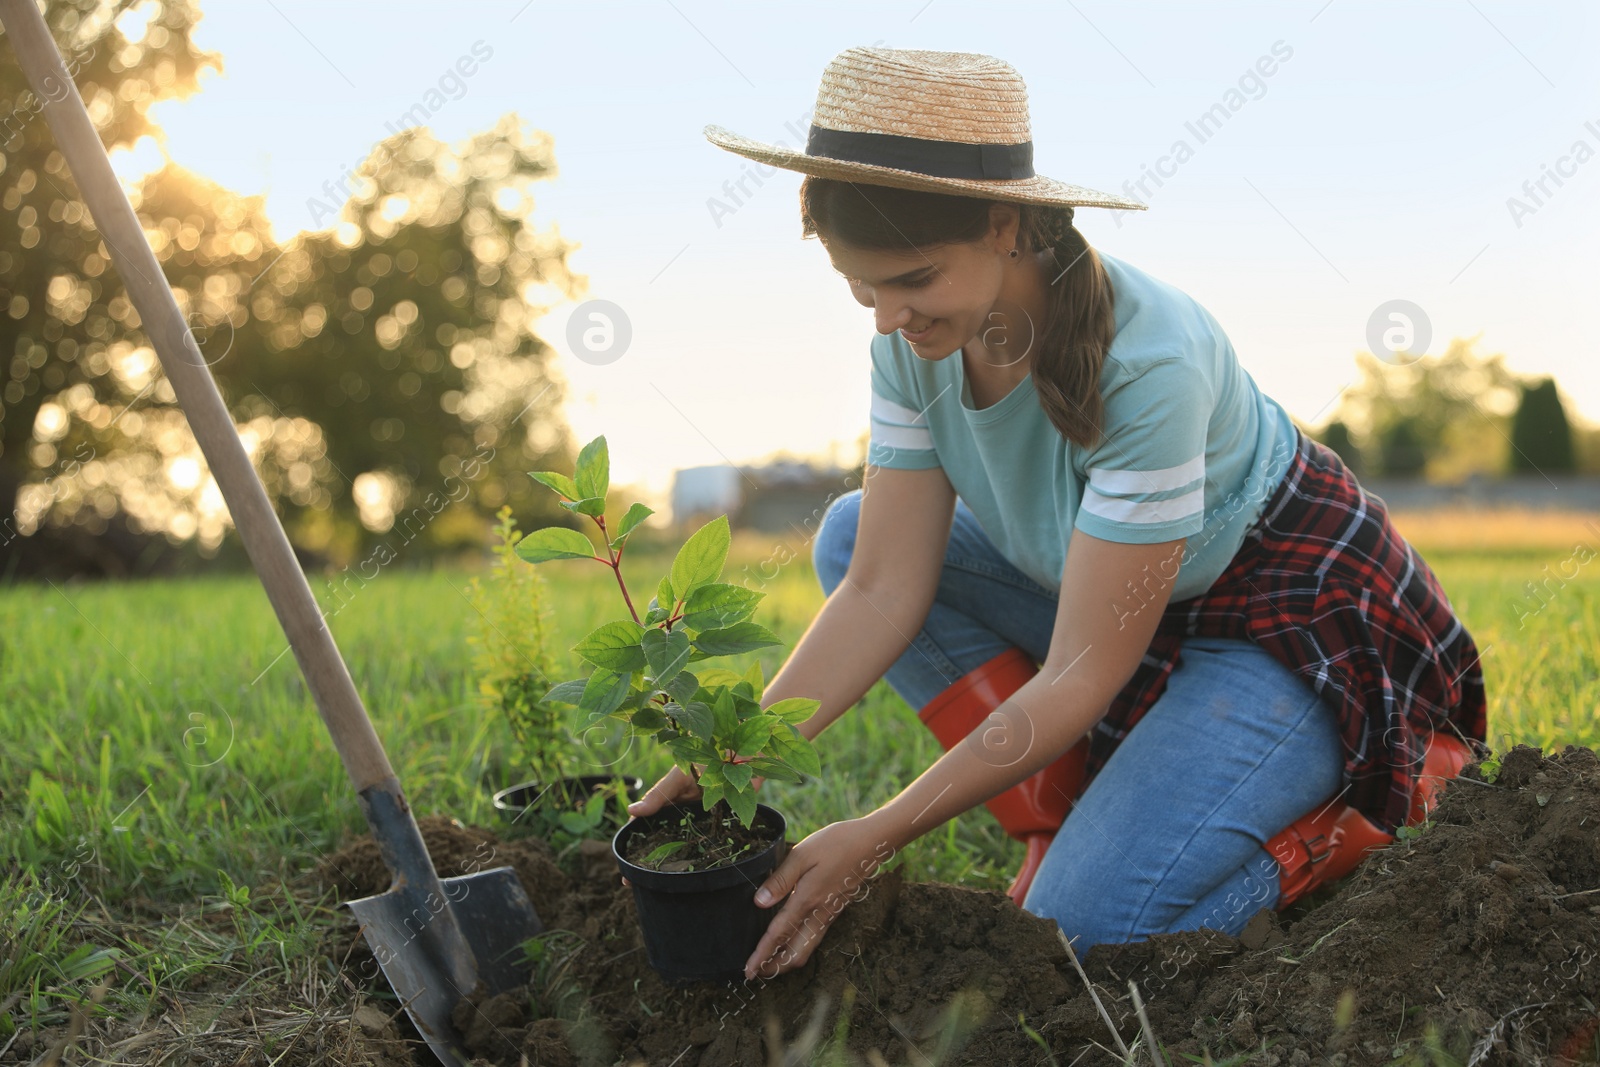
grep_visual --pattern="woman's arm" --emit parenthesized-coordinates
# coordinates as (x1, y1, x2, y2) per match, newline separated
(866, 529, 1188, 853)
(739, 526, 1188, 978)
(760, 462, 959, 742)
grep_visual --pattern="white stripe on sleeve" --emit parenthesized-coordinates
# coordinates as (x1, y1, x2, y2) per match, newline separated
(1086, 454, 1204, 496)
(870, 388, 934, 451)
(870, 391, 929, 427)
(1080, 484, 1204, 525)
(870, 422, 934, 450)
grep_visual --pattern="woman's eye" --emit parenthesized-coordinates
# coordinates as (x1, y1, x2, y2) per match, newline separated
(848, 275, 931, 289)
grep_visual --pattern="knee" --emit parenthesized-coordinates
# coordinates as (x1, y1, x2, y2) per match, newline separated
(811, 489, 862, 596)
(1022, 849, 1141, 964)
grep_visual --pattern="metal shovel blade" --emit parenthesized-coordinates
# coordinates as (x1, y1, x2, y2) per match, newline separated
(348, 865, 544, 1066)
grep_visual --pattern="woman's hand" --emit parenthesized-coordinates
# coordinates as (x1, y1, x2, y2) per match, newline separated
(626, 764, 703, 820)
(618, 765, 766, 887)
(743, 815, 897, 980)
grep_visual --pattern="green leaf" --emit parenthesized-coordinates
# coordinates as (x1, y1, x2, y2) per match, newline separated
(574, 436, 609, 501)
(764, 722, 822, 780)
(541, 678, 589, 706)
(572, 621, 647, 672)
(742, 659, 766, 698)
(694, 667, 746, 690)
(765, 697, 820, 726)
(527, 470, 580, 499)
(693, 622, 782, 658)
(515, 527, 596, 564)
(670, 515, 731, 601)
(680, 583, 764, 631)
(641, 627, 691, 685)
(578, 668, 631, 719)
(743, 756, 805, 784)
(558, 496, 607, 518)
(611, 502, 654, 547)
(665, 733, 719, 765)
(643, 840, 687, 864)
(660, 670, 698, 704)
(700, 781, 726, 815)
(558, 810, 596, 834)
(730, 714, 777, 758)
(668, 700, 715, 742)
(657, 575, 675, 610)
(721, 760, 753, 791)
(630, 705, 666, 732)
(726, 782, 757, 828)
(710, 688, 739, 739)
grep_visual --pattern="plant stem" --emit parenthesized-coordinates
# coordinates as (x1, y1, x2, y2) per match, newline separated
(591, 513, 642, 626)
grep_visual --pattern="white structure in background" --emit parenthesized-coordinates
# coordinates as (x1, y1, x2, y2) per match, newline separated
(671, 465, 743, 526)
(670, 458, 860, 532)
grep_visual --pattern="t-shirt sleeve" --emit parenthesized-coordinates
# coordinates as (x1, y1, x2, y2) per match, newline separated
(1072, 356, 1211, 544)
(866, 334, 941, 470)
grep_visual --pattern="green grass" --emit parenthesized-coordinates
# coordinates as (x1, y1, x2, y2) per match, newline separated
(1, 532, 1596, 1060)
(0, 540, 1029, 912)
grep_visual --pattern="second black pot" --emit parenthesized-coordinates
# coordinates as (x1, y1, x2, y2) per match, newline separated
(613, 801, 788, 985)
(492, 774, 645, 825)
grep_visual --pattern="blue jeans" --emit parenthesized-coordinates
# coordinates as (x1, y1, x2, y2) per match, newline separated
(811, 488, 1347, 960)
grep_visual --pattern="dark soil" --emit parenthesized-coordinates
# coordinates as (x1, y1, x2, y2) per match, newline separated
(619, 800, 782, 873)
(315, 744, 1600, 1066)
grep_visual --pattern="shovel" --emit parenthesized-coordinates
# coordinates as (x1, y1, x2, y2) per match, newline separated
(0, 4, 544, 1063)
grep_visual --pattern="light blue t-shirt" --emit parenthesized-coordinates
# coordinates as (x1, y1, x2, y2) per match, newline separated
(865, 250, 1296, 602)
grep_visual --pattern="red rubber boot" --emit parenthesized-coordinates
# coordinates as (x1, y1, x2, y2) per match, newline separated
(915, 646, 1092, 906)
(1269, 730, 1476, 909)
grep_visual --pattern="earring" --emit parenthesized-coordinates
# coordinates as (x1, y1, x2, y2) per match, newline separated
(1008, 247, 1019, 259)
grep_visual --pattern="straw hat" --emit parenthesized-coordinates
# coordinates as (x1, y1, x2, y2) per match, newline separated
(704, 46, 1146, 212)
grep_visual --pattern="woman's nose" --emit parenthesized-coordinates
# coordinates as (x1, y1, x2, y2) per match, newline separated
(874, 301, 911, 335)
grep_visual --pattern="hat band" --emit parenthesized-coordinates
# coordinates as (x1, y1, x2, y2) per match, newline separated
(806, 123, 1035, 181)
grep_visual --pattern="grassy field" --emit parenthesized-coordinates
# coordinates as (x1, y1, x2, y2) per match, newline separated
(1, 513, 1597, 1061)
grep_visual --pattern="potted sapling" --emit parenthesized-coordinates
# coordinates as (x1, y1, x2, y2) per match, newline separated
(467, 504, 644, 835)
(516, 435, 824, 984)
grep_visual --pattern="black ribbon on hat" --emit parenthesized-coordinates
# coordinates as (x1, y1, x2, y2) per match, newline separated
(806, 123, 1034, 180)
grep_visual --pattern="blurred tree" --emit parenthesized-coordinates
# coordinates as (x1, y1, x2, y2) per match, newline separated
(1377, 420, 1427, 478)
(216, 116, 582, 566)
(1314, 418, 1364, 477)
(1329, 336, 1520, 480)
(1508, 376, 1576, 475)
(1576, 424, 1600, 475)
(3, 2, 583, 577)
(2, 0, 220, 575)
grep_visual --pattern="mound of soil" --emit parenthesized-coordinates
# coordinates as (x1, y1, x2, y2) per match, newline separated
(315, 744, 1600, 1066)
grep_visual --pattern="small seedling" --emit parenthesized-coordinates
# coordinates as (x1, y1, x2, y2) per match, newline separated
(467, 505, 572, 786)
(516, 434, 824, 838)
(1475, 754, 1501, 783)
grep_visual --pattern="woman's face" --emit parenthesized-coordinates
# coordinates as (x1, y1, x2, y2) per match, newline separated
(822, 234, 1008, 361)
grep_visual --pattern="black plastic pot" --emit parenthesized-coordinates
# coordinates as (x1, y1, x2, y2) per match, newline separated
(613, 801, 788, 985)
(492, 774, 645, 825)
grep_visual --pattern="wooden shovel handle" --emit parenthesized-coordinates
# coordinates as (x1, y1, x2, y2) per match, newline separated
(0, 0, 395, 792)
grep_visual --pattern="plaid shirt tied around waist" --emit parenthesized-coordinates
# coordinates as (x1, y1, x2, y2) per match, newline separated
(1087, 426, 1489, 836)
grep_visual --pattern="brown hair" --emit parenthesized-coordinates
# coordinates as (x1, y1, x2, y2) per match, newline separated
(799, 176, 1116, 449)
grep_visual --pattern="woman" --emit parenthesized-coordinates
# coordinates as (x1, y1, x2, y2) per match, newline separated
(626, 46, 1487, 980)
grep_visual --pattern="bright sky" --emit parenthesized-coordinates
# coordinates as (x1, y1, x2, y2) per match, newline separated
(120, 0, 1600, 500)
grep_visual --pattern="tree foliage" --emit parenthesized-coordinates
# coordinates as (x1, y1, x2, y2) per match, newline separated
(2, 1, 583, 576)
(1325, 336, 1521, 480)
(1508, 376, 1575, 475)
